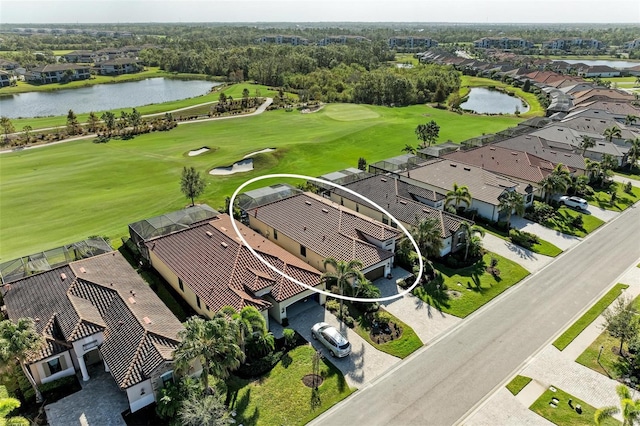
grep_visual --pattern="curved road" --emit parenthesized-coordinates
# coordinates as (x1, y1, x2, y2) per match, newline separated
(313, 203, 640, 425)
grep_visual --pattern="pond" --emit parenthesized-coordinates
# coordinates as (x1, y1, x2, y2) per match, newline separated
(553, 59, 640, 69)
(460, 87, 529, 115)
(0, 78, 220, 119)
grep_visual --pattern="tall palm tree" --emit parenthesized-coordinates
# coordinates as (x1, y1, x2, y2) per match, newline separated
(458, 222, 485, 261)
(174, 316, 244, 394)
(0, 385, 29, 426)
(594, 384, 640, 426)
(0, 318, 45, 403)
(220, 306, 267, 355)
(322, 258, 364, 323)
(626, 138, 640, 170)
(579, 135, 596, 156)
(498, 190, 525, 229)
(402, 144, 416, 155)
(445, 183, 472, 212)
(625, 114, 638, 126)
(411, 216, 444, 259)
(585, 158, 603, 184)
(603, 126, 622, 142)
(540, 164, 572, 203)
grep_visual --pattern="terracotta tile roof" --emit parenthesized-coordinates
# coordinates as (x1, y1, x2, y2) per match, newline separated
(246, 193, 400, 270)
(2, 252, 184, 390)
(443, 145, 555, 184)
(148, 214, 322, 306)
(331, 175, 468, 238)
(572, 88, 634, 106)
(397, 159, 522, 206)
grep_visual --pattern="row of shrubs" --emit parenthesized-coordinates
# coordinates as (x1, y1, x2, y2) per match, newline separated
(525, 200, 583, 228)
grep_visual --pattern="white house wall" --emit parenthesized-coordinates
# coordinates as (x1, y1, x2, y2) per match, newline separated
(126, 379, 155, 413)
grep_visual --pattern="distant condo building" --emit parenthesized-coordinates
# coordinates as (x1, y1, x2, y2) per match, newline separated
(543, 38, 604, 51)
(388, 36, 438, 50)
(473, 37, 533, 49)
(318, 35, 370, 46)
(257, 35, 309, 46)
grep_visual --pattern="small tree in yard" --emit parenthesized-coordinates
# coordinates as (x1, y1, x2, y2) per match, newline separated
(181, 166, 206, 206)
(603, 296, 638, 357)
(594, 384, 640, 426)
(21, 125, 33, 145)
(0, 116, 14, 144)
(357, 157, 367, 171)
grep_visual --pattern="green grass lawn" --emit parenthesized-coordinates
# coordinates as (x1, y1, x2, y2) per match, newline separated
(553, 283, 629, 351)
(473, 224, 562, 257)
(529, 386, 620, 426)
(227, 345, 355, 425)
(542, 207, 605, 238)
(413, 252, 529, 318)
(458, 75, 545, 118)
(352, 307, 423, 359)
(9, 82, 279, 130)
(506, 375, 532, 396)
(0, 103, 523, 261)
(586, 182, 640, 211)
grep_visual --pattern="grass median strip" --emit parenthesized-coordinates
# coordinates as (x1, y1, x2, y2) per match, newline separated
(506, 375, 532, 396)
(553, 283, 629, 351)
(529, 385, 619, 426)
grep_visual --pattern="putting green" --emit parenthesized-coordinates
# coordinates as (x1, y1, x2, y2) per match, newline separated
(323, 104, 380, 121)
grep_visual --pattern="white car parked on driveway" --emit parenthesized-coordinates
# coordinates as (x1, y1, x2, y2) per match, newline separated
(559, 196, 588, 211)
(311, 322, 351, 357)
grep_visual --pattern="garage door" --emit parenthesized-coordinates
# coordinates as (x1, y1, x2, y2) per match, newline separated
(364, 266, 385, 281)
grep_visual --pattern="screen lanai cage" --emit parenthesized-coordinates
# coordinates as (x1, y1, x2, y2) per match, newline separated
(128, 204, 219, 260)
(235, 183, 302, 215)
(0, 238, 113, 285)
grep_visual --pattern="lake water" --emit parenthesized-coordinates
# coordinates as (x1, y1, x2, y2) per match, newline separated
(460, 87, 529, 115)
(554, 59, 640, 69)
(0, 78, 219, 119)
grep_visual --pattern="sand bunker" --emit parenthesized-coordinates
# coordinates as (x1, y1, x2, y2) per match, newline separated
(188, 147, 210, 156)
(209, 158, 254, 175)
(243, 148, 276, 158)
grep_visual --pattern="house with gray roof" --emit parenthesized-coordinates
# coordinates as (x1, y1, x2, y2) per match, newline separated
(1, 251, 190, 413)
(329, 175, 469, 257)
(246, 192, 401, 281)
(494, 135, 586, 174)
(27, 64, 91, 84)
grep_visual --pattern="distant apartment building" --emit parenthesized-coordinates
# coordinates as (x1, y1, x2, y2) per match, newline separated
(543, 38, 604, 51)
(63, 50, 97, 63)
(257, 35, 309, 46)
(623, 38, 640, 50)
(318, 35, 370, 46)
(99, 58, 141, 75)
(0, 70, 17, 87)
(473, 37, 533, 49)
(27, 64, 91, 84)
(388, 36, 438, 50)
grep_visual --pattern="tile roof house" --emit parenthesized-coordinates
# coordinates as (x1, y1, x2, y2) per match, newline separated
(392, 158, 529, 222)
(27, 64, 91, 84)
(1, 251, 189, 413)
(571, 88, 634, 108)
(99, 58, 141, 75)
(246, 193, 401, 281)
(146, 214, 324, 325)
(329, 175, 471, 257)
(494, 135, 586, 173)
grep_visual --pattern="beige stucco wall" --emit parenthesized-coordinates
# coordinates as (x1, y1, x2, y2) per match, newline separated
(31, 351, 75, 385)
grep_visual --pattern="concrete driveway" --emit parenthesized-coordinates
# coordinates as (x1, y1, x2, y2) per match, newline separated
(584, 204, 620, 222)
(482, 233, 554, 273)
(510, 216, 581, 251)
(287, 304, 399, 389)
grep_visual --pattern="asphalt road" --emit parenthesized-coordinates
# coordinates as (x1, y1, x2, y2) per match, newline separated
(313, 203, 640, 426)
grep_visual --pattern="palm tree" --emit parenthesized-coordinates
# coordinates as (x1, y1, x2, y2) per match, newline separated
(220, 306, 267, 355)
(459, 222, 485, 261)
(540, 164, 571, 203)
(625, 114, 638, 126)
(594, 384, 640, 426)
(0, 385, 29, 426)
(445, 183, 472, 212)
(402, 144, 416, 155)
(0, 318, 45, 403)
(626, 138, 640, 170)
(100, 111, 116, 136)
(179, 389, 231, 426)
(87, 112, 100, 133)
(498, 190, 525, 229)
(579, 135, 596, 156)
(322, 258, 365, 323)
(603, 126, 622, 142)
(571, 174, 594, 197)
(411, 217, 444, 259)
(174, 316, 244, 394)
(585, 158, 603, 184)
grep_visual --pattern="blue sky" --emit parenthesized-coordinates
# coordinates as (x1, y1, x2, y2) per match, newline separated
(1, 0, 639, 24)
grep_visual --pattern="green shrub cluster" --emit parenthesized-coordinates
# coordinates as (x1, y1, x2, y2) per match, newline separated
(509, 229, 539, 249)
(525, 201, 556, 222)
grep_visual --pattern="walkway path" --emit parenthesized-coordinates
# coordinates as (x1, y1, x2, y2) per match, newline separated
(464, 264, 640, 426)
(613, 173, 640, 188)
(0, 98, 273, 155)
(510, 216, 582, 251)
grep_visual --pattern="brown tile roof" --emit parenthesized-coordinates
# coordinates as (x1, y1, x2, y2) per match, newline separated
(2, 252, 184, 390)
(398, 159, 523, 205)
(494, 136, 586, 172)
(31, 64, 91, 73)
(572, 88, 634, 106)
(148, 214, 322, 306)
(571, 101, 640, 116)
(443, 145, 557, 184)
(331, 176, 468, 238)
(246, 193, 400, 270)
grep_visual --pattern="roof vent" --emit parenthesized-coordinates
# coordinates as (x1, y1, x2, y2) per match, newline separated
(464, 167, 471, 171)
(489, 147, 496, 151)
(399, 200, 407, 205)
(511, 152, 518, 155)
(220, 227, 227, 232)
(305, 201, 312, 206)
(381, 178, 387, 182)
(449, 163, 457, 167)
(60, 273, 67, 280)
(322, 208, 329, 213)
(221, 242, 228, 248)
(422, 208, 430, 213)
(79, 267, 86, 273)
(206, 231, 213, 237)
(143, 316, 152, 324)
(128, 297, 136, 304)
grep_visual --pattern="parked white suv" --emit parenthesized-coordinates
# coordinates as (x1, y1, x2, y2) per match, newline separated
(559, 196, 588, 211)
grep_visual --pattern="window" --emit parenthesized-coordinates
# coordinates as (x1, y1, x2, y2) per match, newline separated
(382, 217, 389, 225)
(161, 371, 174, 387)
(178, 278, 184, 292)
(356, 205, 359, 212)
(273, 229, 278, 240)
(196, 295, 201, 308)
(47, 357, 62, 375)
(300, 245, 307, 257)
(340, 197, 344, 206)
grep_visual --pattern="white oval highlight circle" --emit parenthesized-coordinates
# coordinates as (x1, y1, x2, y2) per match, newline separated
(229, 173, 424, 303)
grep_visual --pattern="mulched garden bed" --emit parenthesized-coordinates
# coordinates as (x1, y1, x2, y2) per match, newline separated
(302, 374, 323, 388)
